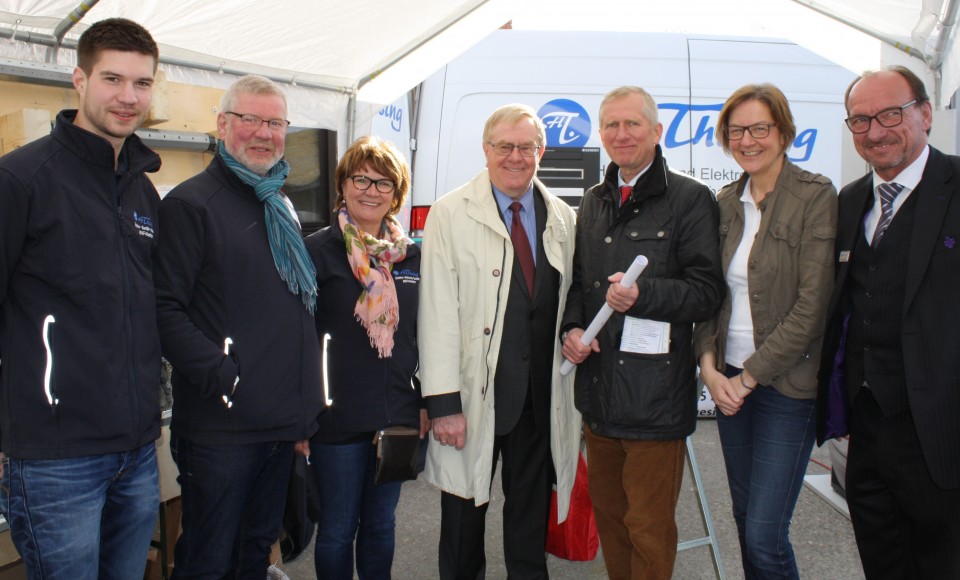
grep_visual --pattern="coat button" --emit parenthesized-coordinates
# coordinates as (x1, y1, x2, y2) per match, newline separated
(634, 208, 639, 214)
(630, 231, 638, 238)
(657, 231, 665, 238)
(593, 281, 601, 288)
(619, 359, 624, 365)
(605, 236, 612, 244)
(484, 327, 491, 335)
(493, 269, 501, 277)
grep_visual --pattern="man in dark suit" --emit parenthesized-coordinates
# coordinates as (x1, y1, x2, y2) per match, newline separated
(418, 104, 581, 579)
(818, 66, 960, 578)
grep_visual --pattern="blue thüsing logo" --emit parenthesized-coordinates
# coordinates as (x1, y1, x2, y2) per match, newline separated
(539, 99, 591, 148)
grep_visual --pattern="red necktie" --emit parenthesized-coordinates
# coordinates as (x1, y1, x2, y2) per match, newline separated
(620, 185, 633, 206)
(509, 202, 535, 295)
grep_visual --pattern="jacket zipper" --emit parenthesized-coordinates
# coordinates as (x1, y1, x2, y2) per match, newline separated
(41, 314, 59, 408)
(116, 185, 140, 439)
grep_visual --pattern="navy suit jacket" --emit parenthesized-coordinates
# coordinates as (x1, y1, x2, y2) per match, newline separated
(817, 146, 960, 490)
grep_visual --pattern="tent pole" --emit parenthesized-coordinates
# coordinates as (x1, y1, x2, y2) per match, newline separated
(46, 0, 100, 63)
(346, 94, 357, 145)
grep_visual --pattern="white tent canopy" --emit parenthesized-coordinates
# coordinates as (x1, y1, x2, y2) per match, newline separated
(1, 0, 959, 132)
(0, 0, 512, 132)
(512, 0, 960, 107)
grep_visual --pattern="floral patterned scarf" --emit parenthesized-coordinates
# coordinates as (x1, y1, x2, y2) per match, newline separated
(338, 208, 410, 357)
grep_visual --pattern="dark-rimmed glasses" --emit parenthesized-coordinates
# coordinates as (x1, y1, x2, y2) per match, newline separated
(845, 100, 916, 134)
(725, 122, 777, 141)
(486, 142, 541, 157)
(224, 111, 290, 132)
(348, 175, 396, 194)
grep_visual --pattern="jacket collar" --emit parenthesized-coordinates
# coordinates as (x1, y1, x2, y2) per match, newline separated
(904, 146, 953, 310)
(52, 109, 161, 176)
(595, 144, 669, 206)
(208, 151, 263, 202)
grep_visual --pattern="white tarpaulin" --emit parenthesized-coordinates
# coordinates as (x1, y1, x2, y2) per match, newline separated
(1, 0, 959, 130)
(512, 0, 960, 106)
(0, 0, 512, 131)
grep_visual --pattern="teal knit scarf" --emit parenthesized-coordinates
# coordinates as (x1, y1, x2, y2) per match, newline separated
(218, 141, 317, 314)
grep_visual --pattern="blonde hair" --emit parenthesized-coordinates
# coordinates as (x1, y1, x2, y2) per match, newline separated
(482, 103, 546, 146)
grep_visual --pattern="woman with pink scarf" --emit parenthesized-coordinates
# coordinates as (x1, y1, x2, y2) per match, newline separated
(304, 136, 428, 579)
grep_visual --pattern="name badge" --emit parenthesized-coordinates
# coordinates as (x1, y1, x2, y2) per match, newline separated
(839, 251, 851, 263)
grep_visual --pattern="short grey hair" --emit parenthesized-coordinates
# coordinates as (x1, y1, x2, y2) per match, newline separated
(599, 86, 659, 126)
(220, 74, 287, 114)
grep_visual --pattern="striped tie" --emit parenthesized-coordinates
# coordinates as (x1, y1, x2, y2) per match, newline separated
(872, 182, 904, 248)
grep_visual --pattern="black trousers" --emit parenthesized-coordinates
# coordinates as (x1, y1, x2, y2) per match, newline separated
(847, 389, 960, 579)
(438, 395, 553, 580)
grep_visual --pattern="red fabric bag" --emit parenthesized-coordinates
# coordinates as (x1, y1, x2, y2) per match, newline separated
(546, 452, 599, 561)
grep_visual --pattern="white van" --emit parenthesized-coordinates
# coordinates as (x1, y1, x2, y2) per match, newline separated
(408, 30, 856, 240)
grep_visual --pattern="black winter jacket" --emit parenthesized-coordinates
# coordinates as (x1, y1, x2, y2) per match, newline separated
(0, 110, 162, 459)
(154, 154, 321, 445)
(561, 146, 724, 440)
(305, 225, 421, 443)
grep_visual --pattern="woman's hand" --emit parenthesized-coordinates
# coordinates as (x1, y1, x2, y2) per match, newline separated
(701, 366, 744, 416)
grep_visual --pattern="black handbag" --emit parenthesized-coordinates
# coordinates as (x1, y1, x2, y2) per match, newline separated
(373, 426, 421, 485)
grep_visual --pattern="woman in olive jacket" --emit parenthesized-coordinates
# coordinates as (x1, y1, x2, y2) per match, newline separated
(693, 84, 837, 579)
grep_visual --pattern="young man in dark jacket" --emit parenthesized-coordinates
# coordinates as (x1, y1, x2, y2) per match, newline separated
(0, 18, 162, 580)
(154, 74, 322, 578)
(561, 86, 724, 580)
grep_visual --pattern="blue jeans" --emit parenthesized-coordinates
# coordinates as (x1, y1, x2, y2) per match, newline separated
(717, 366, 816, 580)
(170, 435, 294, 580)
(1, 442, 159, 580)
(310, 439, 403, 580)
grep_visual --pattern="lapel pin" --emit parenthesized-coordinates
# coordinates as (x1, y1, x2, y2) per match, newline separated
(945, 236, 956, 249)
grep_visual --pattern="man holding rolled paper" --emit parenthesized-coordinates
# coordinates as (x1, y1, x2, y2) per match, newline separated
(561, 86, 724, 580)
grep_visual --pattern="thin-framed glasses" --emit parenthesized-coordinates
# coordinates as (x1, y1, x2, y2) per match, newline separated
(348, 175, 396, 194)
(486, 142, 541, 157)
(224, 111, 290, 132)
(725, 122, 777, 141)
(844, 100, 916, 134)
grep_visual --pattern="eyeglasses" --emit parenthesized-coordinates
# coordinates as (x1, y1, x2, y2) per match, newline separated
(725, 122, 777, 141)
(224, 111, 290, 132)
(348, 175, 396, 194)
(486, 142, 541, 157)
(844, 100, 916, 134)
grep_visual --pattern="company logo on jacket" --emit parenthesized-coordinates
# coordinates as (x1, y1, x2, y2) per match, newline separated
(133, 211, 155, 239)
(393, 268, 420, 284)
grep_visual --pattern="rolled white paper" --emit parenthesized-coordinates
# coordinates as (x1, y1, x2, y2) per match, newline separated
(560, 255, 648, 376)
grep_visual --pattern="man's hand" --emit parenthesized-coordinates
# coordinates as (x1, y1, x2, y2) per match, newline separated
(419, 408, 431, 439)
(606, 271, 640, 313)
(431, 413, 466, 450)
(562, 327, 600, 365)
(294, 439, 310, 459)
